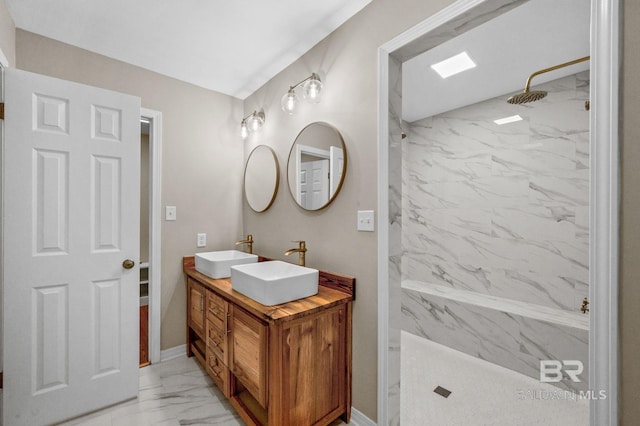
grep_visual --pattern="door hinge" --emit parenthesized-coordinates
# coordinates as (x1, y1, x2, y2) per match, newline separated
(0, 102, 4, 120)
(0, 371, 3, 389)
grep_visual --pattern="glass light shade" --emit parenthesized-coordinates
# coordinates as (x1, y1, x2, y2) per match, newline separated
(240, 121, 249, 139)
(248, 113, 264, 132)
(302, 76, 322, 103)
(281, 90, 298, 114)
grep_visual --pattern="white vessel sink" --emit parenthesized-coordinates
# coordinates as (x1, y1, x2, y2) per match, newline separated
(195, 250, 258, 279)
(230, 261, 319, 306)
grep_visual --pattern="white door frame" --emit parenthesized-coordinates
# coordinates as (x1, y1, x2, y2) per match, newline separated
(0, 48, 8, 382)
(140, 108, 162, 364)
(376, 1, 620, 425)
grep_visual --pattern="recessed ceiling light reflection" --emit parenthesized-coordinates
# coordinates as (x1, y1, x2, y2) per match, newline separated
(493, 114, 523, 125)
(431, 52, 476, 78)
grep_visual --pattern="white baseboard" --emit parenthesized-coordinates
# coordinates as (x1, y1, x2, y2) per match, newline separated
(160, 344, 186, 362)
(349, 407, 376, 426)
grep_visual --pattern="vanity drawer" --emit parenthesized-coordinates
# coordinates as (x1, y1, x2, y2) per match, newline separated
(207, 292, 228, 327)
(207, 319, 228, 365)
(207, 349, 230, 397)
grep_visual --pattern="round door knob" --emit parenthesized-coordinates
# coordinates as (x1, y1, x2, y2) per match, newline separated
(122, 259, 135, 269)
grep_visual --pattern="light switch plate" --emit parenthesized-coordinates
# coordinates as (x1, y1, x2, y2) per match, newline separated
(165, 206, 176, 221)
(357, 210, 375, 232)
(197, 233, 206, 248)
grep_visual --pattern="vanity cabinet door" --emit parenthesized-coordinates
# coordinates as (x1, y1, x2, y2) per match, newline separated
(188, 278, 206, 339)
(278, 305, 346, 425)
(230, 306, 268, 408)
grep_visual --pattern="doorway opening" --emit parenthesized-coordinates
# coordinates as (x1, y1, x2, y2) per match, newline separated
(139, 118, 150, 367)
(140, 108, 162, 367)
(377, 0, 620, 425)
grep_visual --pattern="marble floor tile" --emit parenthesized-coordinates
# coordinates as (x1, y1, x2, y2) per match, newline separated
(58, 356, 350, 426)
(57, 356, 243, 426)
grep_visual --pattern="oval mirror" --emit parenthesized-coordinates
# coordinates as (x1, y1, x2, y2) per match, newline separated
(244, 145, 280, 212)
(287, 122, 347, 211)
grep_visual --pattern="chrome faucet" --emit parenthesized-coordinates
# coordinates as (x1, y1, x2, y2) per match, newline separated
(284, 241, 307, 267)
(235, 234, 253, 254)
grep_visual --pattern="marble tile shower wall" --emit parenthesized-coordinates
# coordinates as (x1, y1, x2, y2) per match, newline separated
(401, 71, 590, 312)
(387, 54, 403, 426)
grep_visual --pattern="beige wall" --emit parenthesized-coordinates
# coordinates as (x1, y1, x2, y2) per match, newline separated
(241, 0, 453, 420)
(620, 0, 639, 424)
(15, 29, 245, 350)
(0, 0, 15, 65)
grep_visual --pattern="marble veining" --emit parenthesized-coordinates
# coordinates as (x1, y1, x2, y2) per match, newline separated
(398, 71, 590, 394)
(59, 356, 243, 426)
(387, 54, 403, 426)
(403, 71, 590, 312)
(401, 283, 589, 392)
(403, 280, 588, 330)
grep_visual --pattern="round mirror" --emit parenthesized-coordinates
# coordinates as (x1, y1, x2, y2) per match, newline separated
(287, 122, 347, 210)
(244, 145, 280, 212)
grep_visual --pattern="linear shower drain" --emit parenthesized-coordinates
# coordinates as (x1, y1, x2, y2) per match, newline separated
(433, 385, 452, 398)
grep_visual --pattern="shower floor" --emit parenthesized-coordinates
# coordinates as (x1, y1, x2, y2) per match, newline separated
(401, 331, 589, 426)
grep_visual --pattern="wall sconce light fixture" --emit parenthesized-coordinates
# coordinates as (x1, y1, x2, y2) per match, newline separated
(281, 73, 323, 115)
(241, 110, 265, 139)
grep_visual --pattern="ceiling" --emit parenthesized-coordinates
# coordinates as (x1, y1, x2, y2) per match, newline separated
(402, 0, 590, 122)
(6, 0, 371, 99)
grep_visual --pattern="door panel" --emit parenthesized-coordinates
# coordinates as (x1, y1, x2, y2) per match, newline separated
(33, 284, 69, 394)
(92, 278, 121, 377)
(91, 155, 121, 251)
(34, 149, 69, 254)
(3, 68, 141, 425)
(309, 159, 329, 209)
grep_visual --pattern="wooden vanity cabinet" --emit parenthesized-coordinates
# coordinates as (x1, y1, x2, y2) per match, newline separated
(184, 257, 355, 426)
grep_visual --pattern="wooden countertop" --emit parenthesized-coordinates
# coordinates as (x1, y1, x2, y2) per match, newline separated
(183, 256, 354, 324)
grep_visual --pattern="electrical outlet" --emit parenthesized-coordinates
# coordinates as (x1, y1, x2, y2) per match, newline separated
(197, 233, 206, 248)
(165, 206, 176, 221)
(357, 210, 375, 232)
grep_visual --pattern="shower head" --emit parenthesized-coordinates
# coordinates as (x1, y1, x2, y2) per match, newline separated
(507, 90, 548, 104)
(507, 56, 589, 105)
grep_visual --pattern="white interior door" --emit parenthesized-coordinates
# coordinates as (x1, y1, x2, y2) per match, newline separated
(2, 68, 141, 425)
(299, 162, 309, 208)
(329, 145, 344, 196)
(301, 159, 329, 210)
